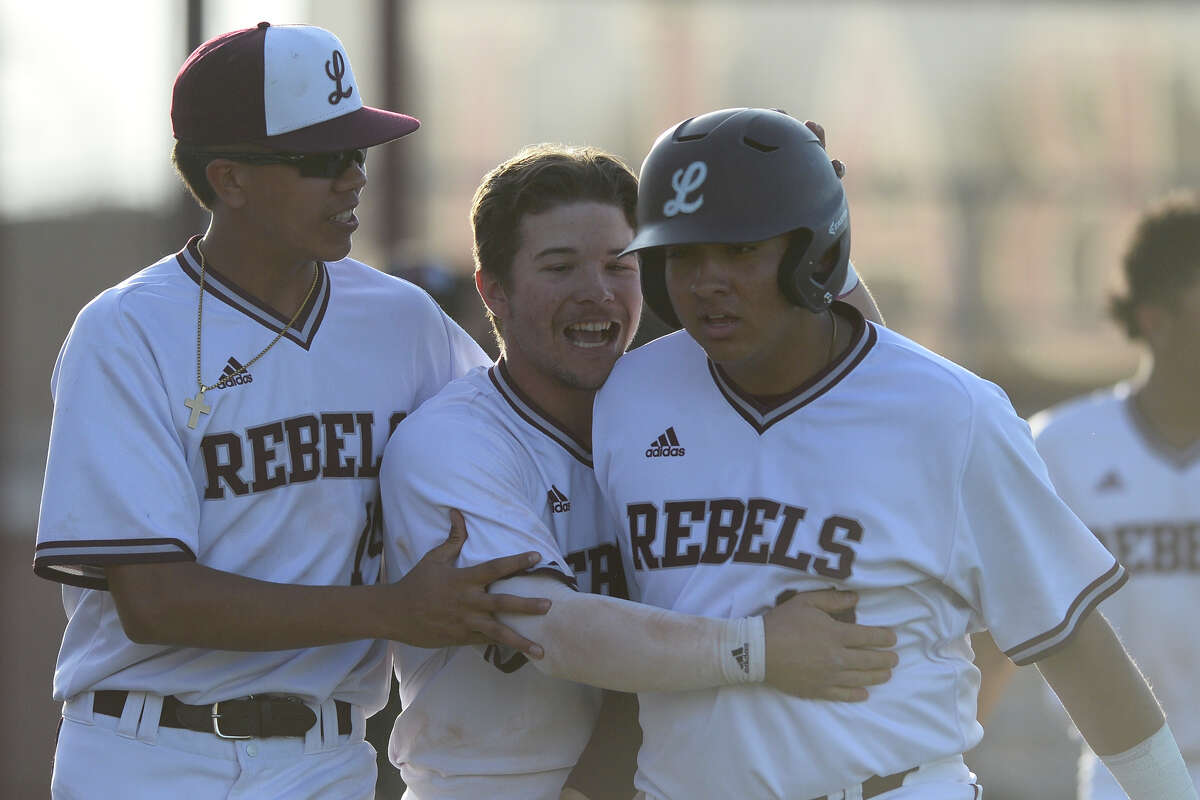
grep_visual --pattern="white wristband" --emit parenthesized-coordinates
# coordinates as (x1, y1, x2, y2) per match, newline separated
(1100, 723, 1198, 800)
(719, 616, 766, 684)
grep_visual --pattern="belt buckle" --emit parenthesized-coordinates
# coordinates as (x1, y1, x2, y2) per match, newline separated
(211, 699, 251, 740)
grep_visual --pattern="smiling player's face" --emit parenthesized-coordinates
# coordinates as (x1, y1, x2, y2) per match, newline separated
(485, 201, 642, 396)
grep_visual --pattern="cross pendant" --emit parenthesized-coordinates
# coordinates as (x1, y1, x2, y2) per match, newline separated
(185, 389, 211, 429)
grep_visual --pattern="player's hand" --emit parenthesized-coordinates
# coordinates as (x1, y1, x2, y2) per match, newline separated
(804, 120, 846, 178)
(762, 588, 898, 701)
(389, 510, 550, 656)
(559, 789, 593, 800)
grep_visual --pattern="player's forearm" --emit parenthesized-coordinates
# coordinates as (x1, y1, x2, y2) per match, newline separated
(107, 561, 393, 651)
(1029, 613, 1195, 799)
(1035, 610, 1163, 755)
(493, 575, 762, 692)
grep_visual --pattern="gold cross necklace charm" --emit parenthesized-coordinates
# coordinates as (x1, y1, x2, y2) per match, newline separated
(186, 241, 319, 429)
(185, 388, 211, 429)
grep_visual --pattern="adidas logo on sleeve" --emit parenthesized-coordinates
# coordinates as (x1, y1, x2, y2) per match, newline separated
(547, 485, 571, 513)
(645, 426, 685, 458)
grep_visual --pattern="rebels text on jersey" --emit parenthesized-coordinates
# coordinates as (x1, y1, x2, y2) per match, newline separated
(592, 305, 1125, 800)
(34, 237, 488, 710)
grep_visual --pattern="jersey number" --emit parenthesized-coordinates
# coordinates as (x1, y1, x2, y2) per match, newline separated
(351, 497, 384, 585)
(483, 645, 529, 673)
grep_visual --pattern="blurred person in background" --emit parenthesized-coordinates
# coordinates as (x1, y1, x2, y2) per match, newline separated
(1027, 190, 1200, 798)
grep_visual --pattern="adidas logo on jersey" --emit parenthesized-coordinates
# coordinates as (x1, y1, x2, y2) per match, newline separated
(215, 357, 254, 389)
(731, 645, 750, 675)
(645, 426, 685, 458)
(547, 485, 571, 514)
(1095, 470, 1124, 493)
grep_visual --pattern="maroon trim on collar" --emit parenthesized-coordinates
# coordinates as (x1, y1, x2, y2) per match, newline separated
(489, 360, 593, 467)
(175, 235, 330, 351)
(709, 304, 876, 435)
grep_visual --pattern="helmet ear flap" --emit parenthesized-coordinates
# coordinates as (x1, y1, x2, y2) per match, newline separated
(638, 248, 682, 329)
(777, 229, 850, 312)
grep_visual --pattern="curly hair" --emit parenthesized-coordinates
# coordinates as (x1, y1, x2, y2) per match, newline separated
(1110, 190, 1200, 339)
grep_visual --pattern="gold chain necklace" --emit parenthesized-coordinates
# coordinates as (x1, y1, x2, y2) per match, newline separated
(184, 242, 319, 429)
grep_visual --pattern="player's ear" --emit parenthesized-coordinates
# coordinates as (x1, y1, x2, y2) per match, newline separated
(205, 159, 250, 210)
(475, 269, 509, 320)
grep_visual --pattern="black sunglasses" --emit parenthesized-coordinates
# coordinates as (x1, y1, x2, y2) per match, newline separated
(210, 148, 367, 178)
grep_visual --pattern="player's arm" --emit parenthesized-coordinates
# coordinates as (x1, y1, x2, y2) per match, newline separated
(493, 573, 897, 700)
(803, 119, 883, 327)
(971, 630, 1018, 722)
(106, 515, 550, 655)
(1035, 610, 1196, 799)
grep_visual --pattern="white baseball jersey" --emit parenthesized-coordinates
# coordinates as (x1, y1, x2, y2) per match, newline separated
(380, 361, 629, 799)
(591, 305, 1126, 800)
(1032, 385, 1200, 795)
(35, 235, 488, 710)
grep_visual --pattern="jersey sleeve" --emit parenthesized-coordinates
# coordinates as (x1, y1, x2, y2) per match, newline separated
(944, 383, 1126, 666)
(34, 295, 198, 589)
(1028, 407, 1073, 494)
(380, 405, 576, 589)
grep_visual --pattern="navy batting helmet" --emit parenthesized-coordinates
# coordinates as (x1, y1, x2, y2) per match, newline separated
(624, 108, 850, 327)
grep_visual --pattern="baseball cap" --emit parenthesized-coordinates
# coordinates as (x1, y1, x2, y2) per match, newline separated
(172, 21, 419, 152)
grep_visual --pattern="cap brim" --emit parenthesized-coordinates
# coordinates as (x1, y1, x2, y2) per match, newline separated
(259, 106, 420, 152)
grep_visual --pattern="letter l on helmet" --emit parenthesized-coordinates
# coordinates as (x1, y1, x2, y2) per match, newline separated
(623, 108, 851, 327)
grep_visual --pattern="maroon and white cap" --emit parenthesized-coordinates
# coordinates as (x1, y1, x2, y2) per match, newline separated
(171, 21, 419, 152)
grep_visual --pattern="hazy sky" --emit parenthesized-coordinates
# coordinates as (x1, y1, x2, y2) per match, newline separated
(1, 0, 306, 220)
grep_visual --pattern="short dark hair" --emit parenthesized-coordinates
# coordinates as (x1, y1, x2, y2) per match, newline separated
(470, 144, 638, 344)
(1110, 190, 1200, 339)
(171, 142, 219, 210)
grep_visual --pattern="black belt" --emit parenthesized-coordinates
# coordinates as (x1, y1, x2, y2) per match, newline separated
(93, 690, 351, 739)
(814, 766, 918, 800)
